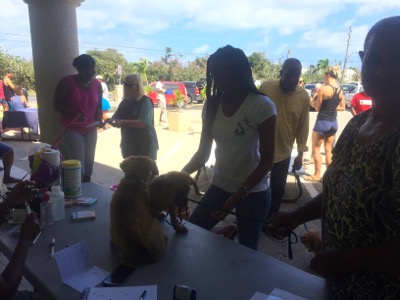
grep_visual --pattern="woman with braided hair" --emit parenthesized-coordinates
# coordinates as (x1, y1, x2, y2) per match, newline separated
(182, 45, 276, 250)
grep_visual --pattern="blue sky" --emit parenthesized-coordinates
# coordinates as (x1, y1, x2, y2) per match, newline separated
(1, 0, 399, 71)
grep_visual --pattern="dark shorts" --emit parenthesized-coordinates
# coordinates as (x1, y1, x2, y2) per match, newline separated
(313, 119, 338, 136)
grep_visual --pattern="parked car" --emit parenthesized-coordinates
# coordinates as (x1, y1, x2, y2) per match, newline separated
(304, 83, 316, 97)
(147, 81, 188, 106)
(196, 79, 206, 91)
(181, 81, 203, 104)
(340, 82, 364, 107)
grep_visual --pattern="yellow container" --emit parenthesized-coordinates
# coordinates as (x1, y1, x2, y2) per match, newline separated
(62, 160, 81, 198)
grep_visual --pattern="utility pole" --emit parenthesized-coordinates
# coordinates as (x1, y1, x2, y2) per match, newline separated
(341, 25, 352, 83)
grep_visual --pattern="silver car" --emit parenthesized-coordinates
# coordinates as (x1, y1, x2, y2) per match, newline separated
(340, 82, 364, 107)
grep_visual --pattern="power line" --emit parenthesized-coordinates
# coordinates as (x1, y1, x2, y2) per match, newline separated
(0, 31, 360, 67)
(0, 31, 207, 58)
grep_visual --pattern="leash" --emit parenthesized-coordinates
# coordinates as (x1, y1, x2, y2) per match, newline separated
(52, 114, 85, 147)
(187, 196, 266, 223)
(186, 196, 299, 259)
(292, 169, 309, 232)
(187, 166, 310, 260)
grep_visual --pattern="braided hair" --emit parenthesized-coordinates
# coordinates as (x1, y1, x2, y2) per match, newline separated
(205, 45, 263, 123)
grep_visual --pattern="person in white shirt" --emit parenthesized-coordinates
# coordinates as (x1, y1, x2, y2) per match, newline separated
(155, 75, 166, 124)
(182, 45, 276, 250)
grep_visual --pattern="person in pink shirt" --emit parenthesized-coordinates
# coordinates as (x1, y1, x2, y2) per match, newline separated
(53, 54, 102, 182)
(351, 91, 372, 116)
(0, 80, 5, 102)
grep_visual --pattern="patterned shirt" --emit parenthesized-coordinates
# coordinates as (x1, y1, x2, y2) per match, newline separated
(322, 111, 400, 298)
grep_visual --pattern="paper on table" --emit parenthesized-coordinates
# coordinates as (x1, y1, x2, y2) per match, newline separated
(54, 240, 109, 293)
(249, 292, 269, 300)
(250, 288, 309, 300)
(82, 285, 157, 300)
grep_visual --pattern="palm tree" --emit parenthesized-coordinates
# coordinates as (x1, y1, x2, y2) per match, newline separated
(136, 58, 149, 86)
(313, 59, 330, 79)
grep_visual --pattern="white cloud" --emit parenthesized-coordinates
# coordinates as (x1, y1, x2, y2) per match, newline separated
(192, 45, 210, 55)
(1, 0, 398, 65)
(354, 0, 400, 15)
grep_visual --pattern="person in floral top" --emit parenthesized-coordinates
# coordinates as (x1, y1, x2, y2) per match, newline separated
(267, 16, 400, 298)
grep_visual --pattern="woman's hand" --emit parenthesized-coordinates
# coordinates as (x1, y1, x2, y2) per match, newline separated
(107, 119, 121, 128)
(292, 154, 303, 171)
(6, 181, 38, 208)
(19, 213, 41, 245)
(211, 194, 241, 221)
(265, 211, 299, 240)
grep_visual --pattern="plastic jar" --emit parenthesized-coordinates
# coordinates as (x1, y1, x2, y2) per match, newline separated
(62, 159, 81, 198)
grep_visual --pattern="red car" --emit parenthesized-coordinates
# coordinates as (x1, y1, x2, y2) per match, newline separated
(147, 81, 188, 106)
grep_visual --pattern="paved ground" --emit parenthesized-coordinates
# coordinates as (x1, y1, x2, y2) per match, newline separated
(1, 100, 353, 282)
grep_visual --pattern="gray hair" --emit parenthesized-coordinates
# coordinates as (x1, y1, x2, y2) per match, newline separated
(125, 74, 145, 98)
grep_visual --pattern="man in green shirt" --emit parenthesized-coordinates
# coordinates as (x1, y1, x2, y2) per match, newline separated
(260, 58, 310, 219)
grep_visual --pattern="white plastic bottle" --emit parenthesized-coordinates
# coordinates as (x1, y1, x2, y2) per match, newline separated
(51, 186, 65, 221)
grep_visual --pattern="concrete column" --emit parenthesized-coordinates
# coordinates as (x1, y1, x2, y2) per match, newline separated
(23, 0, 84, 145)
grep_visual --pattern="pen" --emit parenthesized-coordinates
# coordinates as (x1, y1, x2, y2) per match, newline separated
(139, 289, 146, 300)
(50, 238, 55, 258)
(32, 231, 41, 245)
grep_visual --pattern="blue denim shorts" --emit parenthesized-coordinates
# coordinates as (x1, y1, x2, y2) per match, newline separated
(313, 119, 338, 136)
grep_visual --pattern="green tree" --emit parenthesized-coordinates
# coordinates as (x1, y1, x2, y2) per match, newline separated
(160, 47, 184, 80)
(87, 48, 128, 90)
(136, 58, 149, 86)
(176, 61, 205, 81)
(0, 48, 35, 90)
(313, 58, 330, 79)
(247, 52, 269, 80)
(194, 56, 208, 71)
(147, 61, 168, 83)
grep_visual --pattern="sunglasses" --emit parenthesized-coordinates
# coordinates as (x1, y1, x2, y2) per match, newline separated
(123, 82, 139, 89)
